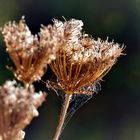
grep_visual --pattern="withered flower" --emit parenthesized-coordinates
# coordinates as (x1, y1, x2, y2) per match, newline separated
(49, 26, 123, 95)
(48, 19, 123, 140)
(1, 17, 60, 84)
(0, 80, 46, 140)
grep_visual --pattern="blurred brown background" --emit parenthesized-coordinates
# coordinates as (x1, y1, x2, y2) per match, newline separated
(0, 0, 139, 140)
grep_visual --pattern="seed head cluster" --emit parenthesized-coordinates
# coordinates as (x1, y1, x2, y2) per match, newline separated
(49, 19, 123, 94)
(0, 17, 124, 140)
(0, 81, 46, 140)
(1, 17, 60, 84)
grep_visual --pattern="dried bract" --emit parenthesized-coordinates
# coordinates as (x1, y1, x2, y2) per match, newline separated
(0, 81, 46, 140)
(1, 17, 59, 84)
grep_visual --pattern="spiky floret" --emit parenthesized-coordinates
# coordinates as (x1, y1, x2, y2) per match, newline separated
(1, 17, 60, 84)
(0, 80, 46, 140)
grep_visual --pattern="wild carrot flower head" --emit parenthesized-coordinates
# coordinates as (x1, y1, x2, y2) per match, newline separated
(0, 80, 46, 140)
(1, 17, 60, 84)
(49, 19, 123, 94)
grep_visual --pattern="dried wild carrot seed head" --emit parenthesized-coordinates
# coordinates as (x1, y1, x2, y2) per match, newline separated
(0, 80, 46, 140)
(49, 19, 123, 94)
(1, 17, 59, 84)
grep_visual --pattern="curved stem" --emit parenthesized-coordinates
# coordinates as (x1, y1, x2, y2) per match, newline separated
(53, 93, 72, 140)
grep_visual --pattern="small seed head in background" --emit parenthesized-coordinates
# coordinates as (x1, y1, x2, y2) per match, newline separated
(0, 80, 46, 140)
(1, 17, 60, 84)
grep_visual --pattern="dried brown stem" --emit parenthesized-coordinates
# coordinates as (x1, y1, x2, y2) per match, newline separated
(53, 93, 72, 140)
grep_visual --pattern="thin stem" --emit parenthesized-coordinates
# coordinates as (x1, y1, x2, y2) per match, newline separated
(24, 83, 30, 89)
(53, 93, 72, 140)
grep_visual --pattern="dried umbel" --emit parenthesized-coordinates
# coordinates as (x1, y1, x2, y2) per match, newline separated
(50, 31, 123, 95)
(47, 19, 123, 140)
(1, 17, 60, 84)
(0, 81, 46, 140)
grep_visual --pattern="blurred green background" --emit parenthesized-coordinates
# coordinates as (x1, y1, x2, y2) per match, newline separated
(0, 0, 140, 140)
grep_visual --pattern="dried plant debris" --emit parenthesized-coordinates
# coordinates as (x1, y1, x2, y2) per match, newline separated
(0, 80, 46, 140)
(1, 17, 60, 84)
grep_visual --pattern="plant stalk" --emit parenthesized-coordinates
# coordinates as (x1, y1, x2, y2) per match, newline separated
(53, 93, 72, 140)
